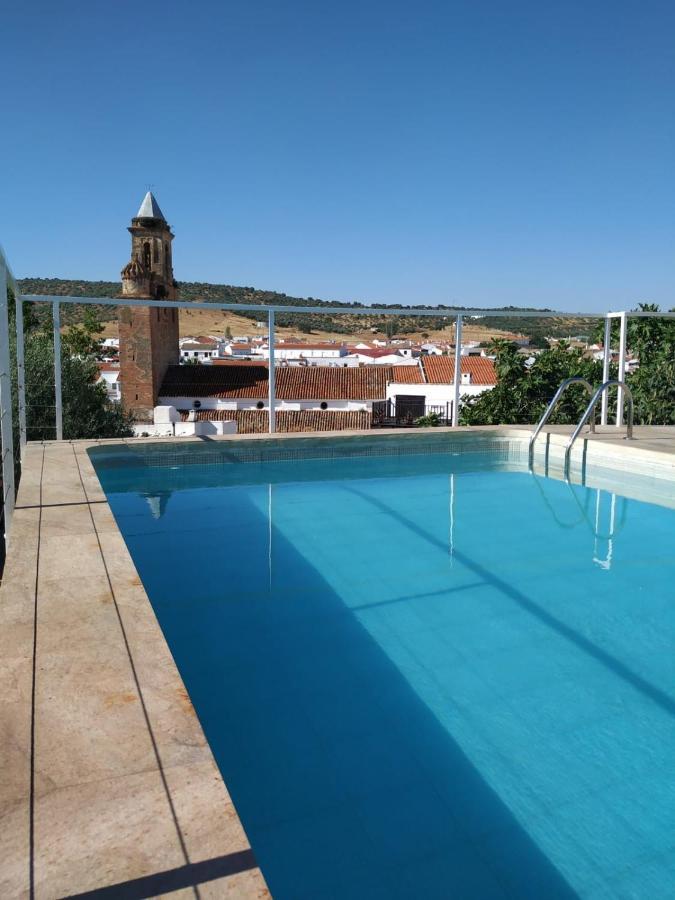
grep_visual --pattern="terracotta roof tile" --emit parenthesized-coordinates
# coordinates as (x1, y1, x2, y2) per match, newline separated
(160, 363, 389, 401)
(421, 356, 497, 385)
(390, 364, 424, 384)
(160, 364, 269, 398)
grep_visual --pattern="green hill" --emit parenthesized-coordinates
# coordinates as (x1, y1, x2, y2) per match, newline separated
(17, 277, 599, 341)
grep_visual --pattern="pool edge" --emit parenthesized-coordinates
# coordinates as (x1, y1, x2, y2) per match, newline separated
(0, 440, 271, 899)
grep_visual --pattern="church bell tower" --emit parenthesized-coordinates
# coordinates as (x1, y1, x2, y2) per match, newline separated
(121, 191, 177, 300)
(118, 192, 179, 420)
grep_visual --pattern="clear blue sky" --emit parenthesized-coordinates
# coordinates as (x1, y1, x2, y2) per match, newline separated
(2, 0, 673, 312)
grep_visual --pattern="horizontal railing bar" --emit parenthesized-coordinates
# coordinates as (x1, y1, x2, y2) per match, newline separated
(18, 294, 675, 319)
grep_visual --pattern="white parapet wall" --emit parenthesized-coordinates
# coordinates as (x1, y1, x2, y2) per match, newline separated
(133, 408, 237, 438)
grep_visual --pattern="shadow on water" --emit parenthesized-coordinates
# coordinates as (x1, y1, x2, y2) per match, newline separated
(345, 485, 675, 723)
(115, 488, 579, 900)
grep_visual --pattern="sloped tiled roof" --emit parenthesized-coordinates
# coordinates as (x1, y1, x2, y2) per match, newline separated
(178, 408, 371, 433)
(421, 356, 497, 385)
(160, 364, 269, 398)
(390, 363, 425, 384)
(160, 364, 389, 400)
(277, 366, 388, 400)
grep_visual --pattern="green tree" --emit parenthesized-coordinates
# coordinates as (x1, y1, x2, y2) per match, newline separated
(9, 293, 133, 441)
(590, 304, 675, 425)
(460, 342, 604, 425)
(63, 307, 105, 357)
(415, 411, 441, 427)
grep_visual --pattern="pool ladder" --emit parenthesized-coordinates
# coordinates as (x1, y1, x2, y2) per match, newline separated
(529, 378, 634, 478)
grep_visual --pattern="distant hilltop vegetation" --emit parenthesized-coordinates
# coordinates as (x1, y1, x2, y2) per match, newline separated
(17, 277, 597, 342)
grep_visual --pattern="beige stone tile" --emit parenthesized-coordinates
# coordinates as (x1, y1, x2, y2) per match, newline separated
(164, 759, 250, 863)
(37, 533, 106, 588)
(33, 770, 187, 899)
(36, 575, 116, 652)
(41, 464, 81, 488)
(40, 502, 95, 537)
(40, 480, 87, 506)
(98, 530, 143, 591)
(198, 869, 271, 899)
(3, 510, 40, 587)
(14, 481, 42, 506)
(0, 625, 33, 811)
(90, 502, 118, 533)
(34, 580, 158, 789)
(0, 798, 30, 900)
(81, 480, 107, 503)
(115, 591, 209, 772)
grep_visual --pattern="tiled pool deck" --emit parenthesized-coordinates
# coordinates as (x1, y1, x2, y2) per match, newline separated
(1, 424, 674, 898)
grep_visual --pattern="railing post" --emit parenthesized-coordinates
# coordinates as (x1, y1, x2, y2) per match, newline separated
(0, 257, 15, 541)
(53, 300, 63, 440)
(15, 293, 26, 453)
(268, 309, 275, 434)
(616, 312, 627, 427)
(600, 315, 611, 426)
(452, 314, 462, 426)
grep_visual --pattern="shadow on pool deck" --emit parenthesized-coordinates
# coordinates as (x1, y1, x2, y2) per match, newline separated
(108, 484, 580, 900)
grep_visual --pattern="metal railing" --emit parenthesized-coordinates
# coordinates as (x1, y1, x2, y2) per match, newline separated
(2, 239, 675, 560)
(564, 379, 634, 479)
(372, 401, 454, 427)
(528, 377, 595, 468)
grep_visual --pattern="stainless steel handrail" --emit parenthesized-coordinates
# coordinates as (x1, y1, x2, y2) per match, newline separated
(528, 377, 595, 468)
(564, 379, 634, 479)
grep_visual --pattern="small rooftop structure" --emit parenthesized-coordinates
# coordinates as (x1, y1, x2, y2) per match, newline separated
(136, 190, 166, 220)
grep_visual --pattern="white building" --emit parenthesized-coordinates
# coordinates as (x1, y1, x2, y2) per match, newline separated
(97, 364, 121, 402)
(179, 338, 221, 362)
(258, 342, 348, 363)
(384, 356, 497, 421)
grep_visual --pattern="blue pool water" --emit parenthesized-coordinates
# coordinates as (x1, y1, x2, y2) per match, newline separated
(90, 439, 675, 900)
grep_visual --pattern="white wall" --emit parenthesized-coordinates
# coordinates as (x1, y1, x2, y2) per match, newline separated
(133, 420, 237, 437)
(385, 382, 493, 406)
(158, 396, 372, 412)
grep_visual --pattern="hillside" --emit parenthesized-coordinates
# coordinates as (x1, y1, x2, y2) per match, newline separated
(17, 277, 599, 344)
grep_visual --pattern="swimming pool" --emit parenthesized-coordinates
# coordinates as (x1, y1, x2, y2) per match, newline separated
(90, 435, 675, 899)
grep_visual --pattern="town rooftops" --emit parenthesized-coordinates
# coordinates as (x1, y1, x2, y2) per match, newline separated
(159, 355, 497, 400)
(136, 191, 166, 220)
(159, 363, 390, 400)
(273, 342, 343, 351)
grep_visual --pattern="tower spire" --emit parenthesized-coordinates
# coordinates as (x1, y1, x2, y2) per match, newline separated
(136, 191, 165, 221)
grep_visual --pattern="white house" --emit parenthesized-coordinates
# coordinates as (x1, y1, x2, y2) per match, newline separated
(97, 364, 121, 402)
(384, 356, 497, 422)
(258, 342, 348, 363)
(179, 338, 221, 362)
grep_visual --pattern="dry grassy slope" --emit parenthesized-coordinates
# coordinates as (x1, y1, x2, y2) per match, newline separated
(98, 307, 523, 344)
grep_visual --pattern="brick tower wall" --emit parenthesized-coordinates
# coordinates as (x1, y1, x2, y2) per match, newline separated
(119, 306, 179, 420)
